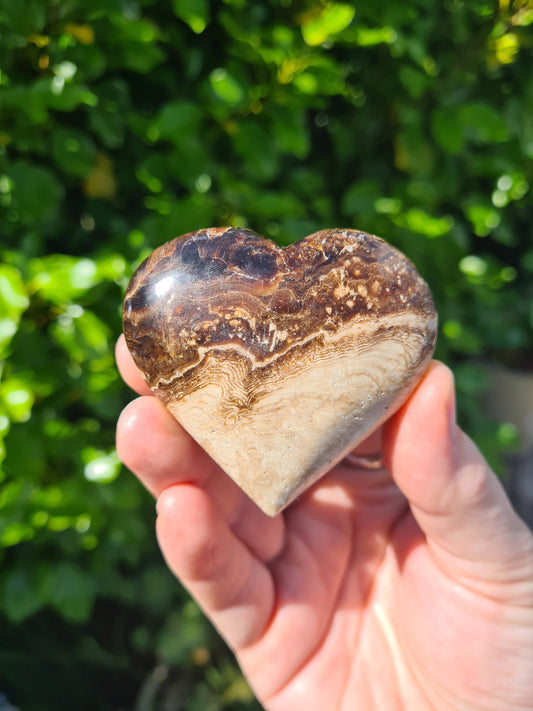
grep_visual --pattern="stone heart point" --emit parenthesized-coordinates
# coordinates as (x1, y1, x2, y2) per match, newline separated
(123, 228, 438, 516)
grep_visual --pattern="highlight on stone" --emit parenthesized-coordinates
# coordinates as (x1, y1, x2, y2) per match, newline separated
(123, 227, 438, 516)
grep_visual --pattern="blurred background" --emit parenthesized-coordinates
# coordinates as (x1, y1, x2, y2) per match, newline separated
(0, 0, 532, 709)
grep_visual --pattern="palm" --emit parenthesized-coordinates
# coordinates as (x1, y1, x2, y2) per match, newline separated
(116, 336, 533, 711)
(226, 465, 525, 710)
(237, 464, 411, 709)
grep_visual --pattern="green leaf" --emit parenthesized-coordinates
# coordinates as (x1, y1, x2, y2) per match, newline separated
(50, 308, 111, 368)
(399, 65, 430, 99)
(113, 17, 159, 44)
(88, 79, 129, 148)
(0, 316, 18, 353)
(431, 107, 464, 154)
(152, 100, 204, 142)
(167, 140, 212, 188)
(141, 194, 215, 243)
(301, 3, 355, 46)
(82, 448, 121, 484)
(245, 190, 305, 219)
(0, 378, 35, 423)
(107, 18, 166, 72)
(271, 108, 310, 159)
(0, 0, 46, 35)
(45, 82, 99, 112)
(353, 25, 397, 46)
(137, 566, 175, 613)
(432, 102, 508, 153)
(293, 72, 319, 95)
(395, 127, 435, 174)
(42, 562, 94, 622)
(394, 208, 454, 238)
(117, 43, 166, 74)
(464, 203, 501, 236)
(0, 264, 29, 315)
(459, 102, 509, 143)
(341, 180, 380, 216)
(209, 68, 245, 104)
(172, 0, 210, 33)
(95, 253, 127, 282)
(233, 121, 279, 181)
(29, 256, 99, 303)
(157, 604, 210, 664)
(6, 162, 64, 225)
(1, 568, 43, 621)
(89, 109, 126, 148)
(52, 129, 96, 177)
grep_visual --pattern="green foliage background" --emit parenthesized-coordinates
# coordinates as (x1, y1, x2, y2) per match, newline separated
(0, 0, 532, 708)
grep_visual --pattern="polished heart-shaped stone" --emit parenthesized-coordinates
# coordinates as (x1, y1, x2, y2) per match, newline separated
(123, 227, 438, 515)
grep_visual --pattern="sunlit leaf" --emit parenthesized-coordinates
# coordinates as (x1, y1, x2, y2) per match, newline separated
(83, 448, 121, 484)
(394, 208, 454, 237)
(491, 31, 520, 64)
(465, 203, 501, 236)
(513, 8, 533, 25)
(353, 25, 396, 46)
(1, 378, 35, 423)
(30, 255, 99, 303)
(301, 3, 356, 46)
(0, 265, 29, 315)
(209, 68, 245, 104)
(64, 23, 95, 45)
(172, 0, 210, 33)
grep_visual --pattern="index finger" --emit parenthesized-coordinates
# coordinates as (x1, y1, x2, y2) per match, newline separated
(115, 334, 153, 396)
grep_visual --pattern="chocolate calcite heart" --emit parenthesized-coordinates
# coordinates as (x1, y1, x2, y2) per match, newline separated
(123, 227, 437, 515)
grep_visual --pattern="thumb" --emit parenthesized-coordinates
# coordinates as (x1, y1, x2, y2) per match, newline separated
(383, 361, 533, 592)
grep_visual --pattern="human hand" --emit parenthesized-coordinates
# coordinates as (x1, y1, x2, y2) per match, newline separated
(116, 335, 533, 710)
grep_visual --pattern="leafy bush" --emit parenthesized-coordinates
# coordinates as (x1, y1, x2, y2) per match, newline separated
(0, 0, 531, 708)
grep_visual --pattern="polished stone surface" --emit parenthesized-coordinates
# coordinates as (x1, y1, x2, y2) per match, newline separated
(123, 227, 438, 515)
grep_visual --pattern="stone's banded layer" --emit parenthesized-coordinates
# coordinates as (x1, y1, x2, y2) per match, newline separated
(123, 227, 438, 515)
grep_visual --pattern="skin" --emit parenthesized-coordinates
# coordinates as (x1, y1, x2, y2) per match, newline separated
(116, 334, 533, 711)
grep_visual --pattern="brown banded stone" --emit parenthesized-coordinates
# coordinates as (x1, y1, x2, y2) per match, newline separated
(123, 227, 438, 515)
